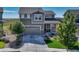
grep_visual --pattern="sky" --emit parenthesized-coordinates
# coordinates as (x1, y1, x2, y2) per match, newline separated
(3, 7, 79, 18)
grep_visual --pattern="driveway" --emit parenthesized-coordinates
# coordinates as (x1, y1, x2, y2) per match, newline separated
(22, 35, 45, 44)
(20, 35, 48, 52)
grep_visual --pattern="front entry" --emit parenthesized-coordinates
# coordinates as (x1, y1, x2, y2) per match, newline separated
(44, 24, 51, 33)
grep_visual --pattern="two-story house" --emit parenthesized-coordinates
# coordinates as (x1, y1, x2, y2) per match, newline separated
(19, 7, 59, 35)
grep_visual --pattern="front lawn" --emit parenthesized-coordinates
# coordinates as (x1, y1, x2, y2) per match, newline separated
(45, 39, 67, 49)
(0, 42, 5, 48)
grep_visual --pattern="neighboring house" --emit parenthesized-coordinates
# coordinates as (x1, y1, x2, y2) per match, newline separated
(65, 10, 79, 29)
(19, 7, 60, 35)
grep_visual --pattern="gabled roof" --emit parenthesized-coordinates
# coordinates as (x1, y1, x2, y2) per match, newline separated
(32, 10, 44, 14)
(19, 7, 55, 15)
(19, 7, 43, 14)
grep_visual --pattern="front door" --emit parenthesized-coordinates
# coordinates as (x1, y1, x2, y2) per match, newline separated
(44, 24, 50, 33)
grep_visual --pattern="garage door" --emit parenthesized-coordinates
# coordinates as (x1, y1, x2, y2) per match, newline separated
(25, 27, 41, 35)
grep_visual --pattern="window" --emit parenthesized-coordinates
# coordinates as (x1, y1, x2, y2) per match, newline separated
(24, 14, 27, 18)
(35, 17, 38, 20)
(21, 14, 24, 18)
(39, 17, 41, 20)
(27, 14, 30, 19)
(34, 14, 42, 21)
(44, 24, 50, 32)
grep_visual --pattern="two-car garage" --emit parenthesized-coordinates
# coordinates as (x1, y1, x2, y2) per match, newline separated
(25, 25, 42, 35)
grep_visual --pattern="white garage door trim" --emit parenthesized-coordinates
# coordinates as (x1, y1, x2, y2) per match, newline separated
(25, 27, 41, 34)
(25, 25, 41, 30)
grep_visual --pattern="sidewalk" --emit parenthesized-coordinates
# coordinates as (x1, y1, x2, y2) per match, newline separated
(0, 43, 67, 52)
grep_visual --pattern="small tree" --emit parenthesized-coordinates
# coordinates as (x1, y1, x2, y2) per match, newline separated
(11, 22, 24, 34)
(56, 11, 77, 49)
(11, 22, 24, 45)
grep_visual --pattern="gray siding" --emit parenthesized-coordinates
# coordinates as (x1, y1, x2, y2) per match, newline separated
(0, 13, 2, 20)
(20, 19, 31, 25)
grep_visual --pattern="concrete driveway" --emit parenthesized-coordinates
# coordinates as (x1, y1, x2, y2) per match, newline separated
(23, 35, 45, 44)
(20, 35, 48, 52)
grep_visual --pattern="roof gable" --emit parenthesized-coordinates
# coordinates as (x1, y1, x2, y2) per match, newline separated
(19, 7, 55, 15)
(19, 7, 43, 14)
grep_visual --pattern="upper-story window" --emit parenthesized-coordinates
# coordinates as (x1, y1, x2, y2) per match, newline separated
(24, 14, 27, 18)
(35, 17, 38, 20)
(24, 14, 30, 19)
(76, 15, 79, 19)
(34, 14, 43, 21)
(39, 17, 42, 20)
(21, 14, 30, 19)
(21, 14, 24, 18)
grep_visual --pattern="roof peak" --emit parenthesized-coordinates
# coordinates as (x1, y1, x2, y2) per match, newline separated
(19, 7, 55, 15)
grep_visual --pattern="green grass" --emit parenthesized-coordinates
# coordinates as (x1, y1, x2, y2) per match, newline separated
(45, 39, 67, 49)
(0, 42, 5, 48)
(74, 42, 79, 47)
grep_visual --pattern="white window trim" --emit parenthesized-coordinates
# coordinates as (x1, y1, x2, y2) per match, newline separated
(33, 14, 43, 21)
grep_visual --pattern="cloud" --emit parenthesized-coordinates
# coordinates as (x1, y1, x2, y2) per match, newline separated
(4, 10, 17, 13)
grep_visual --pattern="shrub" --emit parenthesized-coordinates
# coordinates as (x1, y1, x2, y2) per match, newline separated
(72, 42, 79, 50)
(0, 39, 9, 43)
(0, 42, 5, 48)
(11, 22, 24, 34)
(0, 39, 4, 42)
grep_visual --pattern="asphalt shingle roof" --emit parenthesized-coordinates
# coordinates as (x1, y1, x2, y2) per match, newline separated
(19, 7, 55, 15)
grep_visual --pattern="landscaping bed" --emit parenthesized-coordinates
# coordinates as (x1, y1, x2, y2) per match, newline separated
(44, 39, 67, 49)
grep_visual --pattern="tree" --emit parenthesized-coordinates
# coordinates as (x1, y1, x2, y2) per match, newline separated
(56, 11, 77, 49)
(11, 22, 24, 34)
(11, 22, 25, 45)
